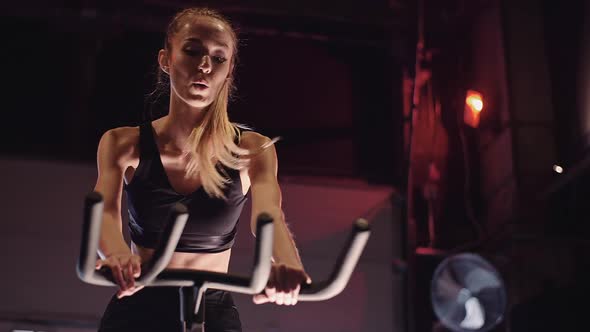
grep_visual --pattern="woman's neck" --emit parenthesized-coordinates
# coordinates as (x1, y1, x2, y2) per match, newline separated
(158, 95, 208, 153)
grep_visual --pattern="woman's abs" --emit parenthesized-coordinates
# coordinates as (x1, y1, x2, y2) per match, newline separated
(131, 242, 231, 272)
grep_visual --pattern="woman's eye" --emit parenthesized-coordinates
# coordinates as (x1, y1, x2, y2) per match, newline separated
(184, 48, 227, 64)
(184, 50, 226, 64)
(212, 56, 227, 64)
(184, 48, 201, 56)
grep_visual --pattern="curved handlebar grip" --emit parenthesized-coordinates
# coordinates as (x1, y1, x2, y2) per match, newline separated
(297, 218, 371, 301)
(135, 203, 188, 285)
(76, 192, 110, 285)
(249, 213, 275, 292)
(76, 192, 188, 287)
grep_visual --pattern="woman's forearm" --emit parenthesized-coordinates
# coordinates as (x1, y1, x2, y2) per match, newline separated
(98, 211, 131, 259)
(268, 209, 305, 270)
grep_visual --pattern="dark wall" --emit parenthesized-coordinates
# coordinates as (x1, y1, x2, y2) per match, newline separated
(542, 0, 590, 165)
(0, 3, 409, 185)
(539, 0, 590, 241)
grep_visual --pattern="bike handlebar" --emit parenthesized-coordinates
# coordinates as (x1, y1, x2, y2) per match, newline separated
(77, 191, 370, 301)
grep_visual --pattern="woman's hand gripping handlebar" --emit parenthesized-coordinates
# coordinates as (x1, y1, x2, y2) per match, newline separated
(77, 191, 371, 302)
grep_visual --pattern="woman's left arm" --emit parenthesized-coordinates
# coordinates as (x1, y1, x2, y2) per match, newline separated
(242, 132, 311, 306)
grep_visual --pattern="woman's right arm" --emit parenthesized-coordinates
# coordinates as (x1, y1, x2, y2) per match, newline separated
(93, 128, 143, 298)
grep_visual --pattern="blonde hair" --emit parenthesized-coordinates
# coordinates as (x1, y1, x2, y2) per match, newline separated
(163, 8, 249, 199)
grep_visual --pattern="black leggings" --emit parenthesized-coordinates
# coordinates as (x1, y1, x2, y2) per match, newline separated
(98, 287, 242, 332)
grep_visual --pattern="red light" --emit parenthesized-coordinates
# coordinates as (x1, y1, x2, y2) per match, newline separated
(464, 90, 484, 128)
(468, 97, 483, 112)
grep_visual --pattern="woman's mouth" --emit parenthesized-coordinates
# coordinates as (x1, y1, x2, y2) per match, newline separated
(190, 83, 209, 91)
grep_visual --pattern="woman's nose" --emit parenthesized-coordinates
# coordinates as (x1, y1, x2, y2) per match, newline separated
(198, 55, 212, 74)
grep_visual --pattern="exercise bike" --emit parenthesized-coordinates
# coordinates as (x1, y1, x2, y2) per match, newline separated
(76, 192, 371, 332)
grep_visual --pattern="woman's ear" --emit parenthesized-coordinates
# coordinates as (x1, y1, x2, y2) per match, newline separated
(158, 49, 170, 74)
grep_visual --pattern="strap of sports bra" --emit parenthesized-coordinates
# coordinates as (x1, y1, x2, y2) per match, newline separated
(139, 122, 158, 157)
(123, 123, 157, 186)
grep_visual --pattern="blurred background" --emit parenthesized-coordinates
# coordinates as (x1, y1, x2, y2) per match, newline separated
(0, 0, 589, 331)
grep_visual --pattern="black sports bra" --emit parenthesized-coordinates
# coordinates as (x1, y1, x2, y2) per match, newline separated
(123, 122, 248, 253)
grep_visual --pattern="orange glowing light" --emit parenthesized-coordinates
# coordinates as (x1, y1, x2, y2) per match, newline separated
(464, 90, 484, 128)
(466, 91, 484, 113)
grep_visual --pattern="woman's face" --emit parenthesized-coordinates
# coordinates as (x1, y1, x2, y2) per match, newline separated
(160, 16, 234, 109)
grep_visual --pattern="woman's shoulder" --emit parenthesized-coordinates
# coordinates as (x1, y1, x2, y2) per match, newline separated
(98, 125, 141, 165)
(238, 130, 272, 148)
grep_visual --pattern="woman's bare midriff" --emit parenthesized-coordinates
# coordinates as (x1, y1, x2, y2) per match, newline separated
(131, 242, 232, 273)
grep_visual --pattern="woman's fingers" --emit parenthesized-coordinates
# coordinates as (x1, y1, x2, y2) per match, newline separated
(252, 292, 271, 304)
(278, 266, 295, 305)
(126, 264, 135, 289)
(111, 263, 127, 290)
(291, 284, 301, 306)
(117, 285, 144, 299)
(132, 257, 142, 278)
(291, 270, 310, 305)
(116, 265, 144, 299)
(278, 266, 305, 306)
(266, 267, 278, 302)
(282, 291, 292, 305)
(275, 265, 286, 292)
(95, 255, 143, 294)
(253, 264, 310, 306)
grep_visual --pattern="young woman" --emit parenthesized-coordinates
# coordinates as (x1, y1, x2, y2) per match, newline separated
(94, 7, 310, 331)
